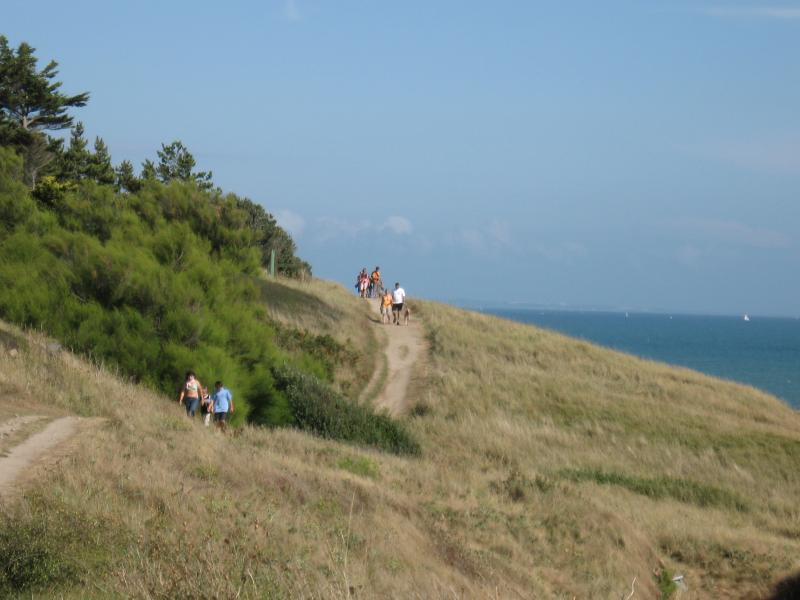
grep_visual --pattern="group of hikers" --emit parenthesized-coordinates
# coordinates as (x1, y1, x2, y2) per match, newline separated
(356, 266, 407, 325)
(178, 371, 234, 428)
(356, 266, 383, 299)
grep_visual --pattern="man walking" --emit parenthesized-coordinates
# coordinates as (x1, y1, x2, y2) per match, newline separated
(392, 282, 406, 325)
(211, 380, 234, 429)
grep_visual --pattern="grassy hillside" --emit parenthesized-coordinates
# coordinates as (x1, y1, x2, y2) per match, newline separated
(1, 281, 799, 598)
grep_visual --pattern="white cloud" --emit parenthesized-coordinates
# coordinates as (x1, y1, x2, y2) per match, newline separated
(311, 215, 413, 242)
(284, 0, 301, 21)
(672, 218, 792, 249)
(314, 217, 372, 242)
(381, 216, 413, 235)
(701, 6, 800, 19)
(275, 209, 306, 237)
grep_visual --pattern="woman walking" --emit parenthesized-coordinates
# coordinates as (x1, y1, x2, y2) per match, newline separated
(178, 371, 203, 418)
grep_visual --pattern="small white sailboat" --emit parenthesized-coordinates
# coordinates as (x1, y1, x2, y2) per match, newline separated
(743, 314, 750, 322)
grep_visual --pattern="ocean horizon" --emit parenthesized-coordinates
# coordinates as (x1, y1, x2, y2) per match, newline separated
(483, 308, 800, 409)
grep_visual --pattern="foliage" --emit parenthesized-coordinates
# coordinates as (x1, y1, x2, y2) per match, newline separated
(234, 196, 311, 277)
(273, 323, 356, 380)
(0, 36, 89, 185)
(142, 140, 213, 190)
(272, 365, 421, 455)
(0, 148, 315, 422)
(655, 568, 678, 599)
(0, 35, 89, 133)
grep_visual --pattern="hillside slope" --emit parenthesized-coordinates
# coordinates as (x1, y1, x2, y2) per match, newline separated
(1, 281, 799, 598)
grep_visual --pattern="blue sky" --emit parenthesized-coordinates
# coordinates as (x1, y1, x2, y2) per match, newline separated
(4, 1, 799, 315)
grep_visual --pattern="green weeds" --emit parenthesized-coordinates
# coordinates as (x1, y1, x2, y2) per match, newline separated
(337, 455, 380, 479)
(560, 468, 749, 512)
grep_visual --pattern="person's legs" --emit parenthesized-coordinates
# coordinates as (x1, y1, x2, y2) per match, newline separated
(185, 397, 199, 417)
(214, 411, 228, 431)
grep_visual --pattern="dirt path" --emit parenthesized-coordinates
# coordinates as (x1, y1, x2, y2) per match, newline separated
(365, 299, 426, 416)
(0, 416, 82, 497)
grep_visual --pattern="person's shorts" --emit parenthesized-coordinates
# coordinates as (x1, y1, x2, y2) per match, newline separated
(392, 303, 404, 313)
(214, 412, 228, 423)
(185, 397, 199, 416)
(380, 305, 390, 315)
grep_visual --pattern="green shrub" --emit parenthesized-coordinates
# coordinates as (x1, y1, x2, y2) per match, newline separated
(273, 366, 420, 456)
(656, 568, 678, 599)
(0, 148, 325, 425)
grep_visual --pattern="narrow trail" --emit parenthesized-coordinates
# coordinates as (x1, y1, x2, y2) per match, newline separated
(364, 298, 426, 416)
(0, 416, 83, 498)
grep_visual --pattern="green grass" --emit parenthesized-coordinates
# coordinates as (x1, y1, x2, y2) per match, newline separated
(0, 495, 123, 596)
(656, 568, 678, 599)
(337, 455, 380, 479)
(560, 467, 749, 512)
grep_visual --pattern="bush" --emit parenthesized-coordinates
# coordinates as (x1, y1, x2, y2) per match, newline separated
(273, 366, 421, 456)
(0, 148, 327, 425)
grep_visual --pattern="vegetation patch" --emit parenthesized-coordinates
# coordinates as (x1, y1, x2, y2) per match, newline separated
(0, 496, 123, 595)
(273, 366, 420, 456)
(337, 455, 380, 479)
(273, 322, 358, 382)
(560, 468, 749, 512)
(655, 567, 678, 599)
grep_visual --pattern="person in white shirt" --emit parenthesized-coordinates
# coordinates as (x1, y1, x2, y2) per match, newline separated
(391, 282, 406, 325)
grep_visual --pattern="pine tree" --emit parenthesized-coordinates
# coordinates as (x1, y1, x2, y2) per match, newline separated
(140, 159, 157, 181)
(58, 122, 91, 181)
(115, 160, 141, 193)
(0, 36, 89, 185)
(152, 140, 213, 190)
(88, 137, 115, 185)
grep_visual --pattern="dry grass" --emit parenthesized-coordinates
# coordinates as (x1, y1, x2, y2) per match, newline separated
(0, 286, 799, 598)
(261, 276, 380, 398)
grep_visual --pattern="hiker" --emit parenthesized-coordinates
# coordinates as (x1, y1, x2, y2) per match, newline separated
(211, 380, 234, 429)
(178, 371, 203, 417)
(370, 266, 381, 298)
(354, 269, 364, 295)
(381, 288, 393, 324)
(200, 386, 213, 426)
(357, 268, 369, 298)
(392, 282, 406, 325)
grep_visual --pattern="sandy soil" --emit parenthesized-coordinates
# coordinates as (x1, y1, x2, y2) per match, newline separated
(0, 416, 82, 497)
(364, 298, 425, 416)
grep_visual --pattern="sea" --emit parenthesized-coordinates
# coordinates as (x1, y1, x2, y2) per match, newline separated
(484, 309, 800, 409)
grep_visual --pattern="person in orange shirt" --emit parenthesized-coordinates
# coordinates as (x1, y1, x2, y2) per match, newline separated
(381, 289, 393, 324)
(370, 266, 381, 298)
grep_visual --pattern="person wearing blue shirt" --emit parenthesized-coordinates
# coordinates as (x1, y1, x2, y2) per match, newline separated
(211, 381, 234, 427)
